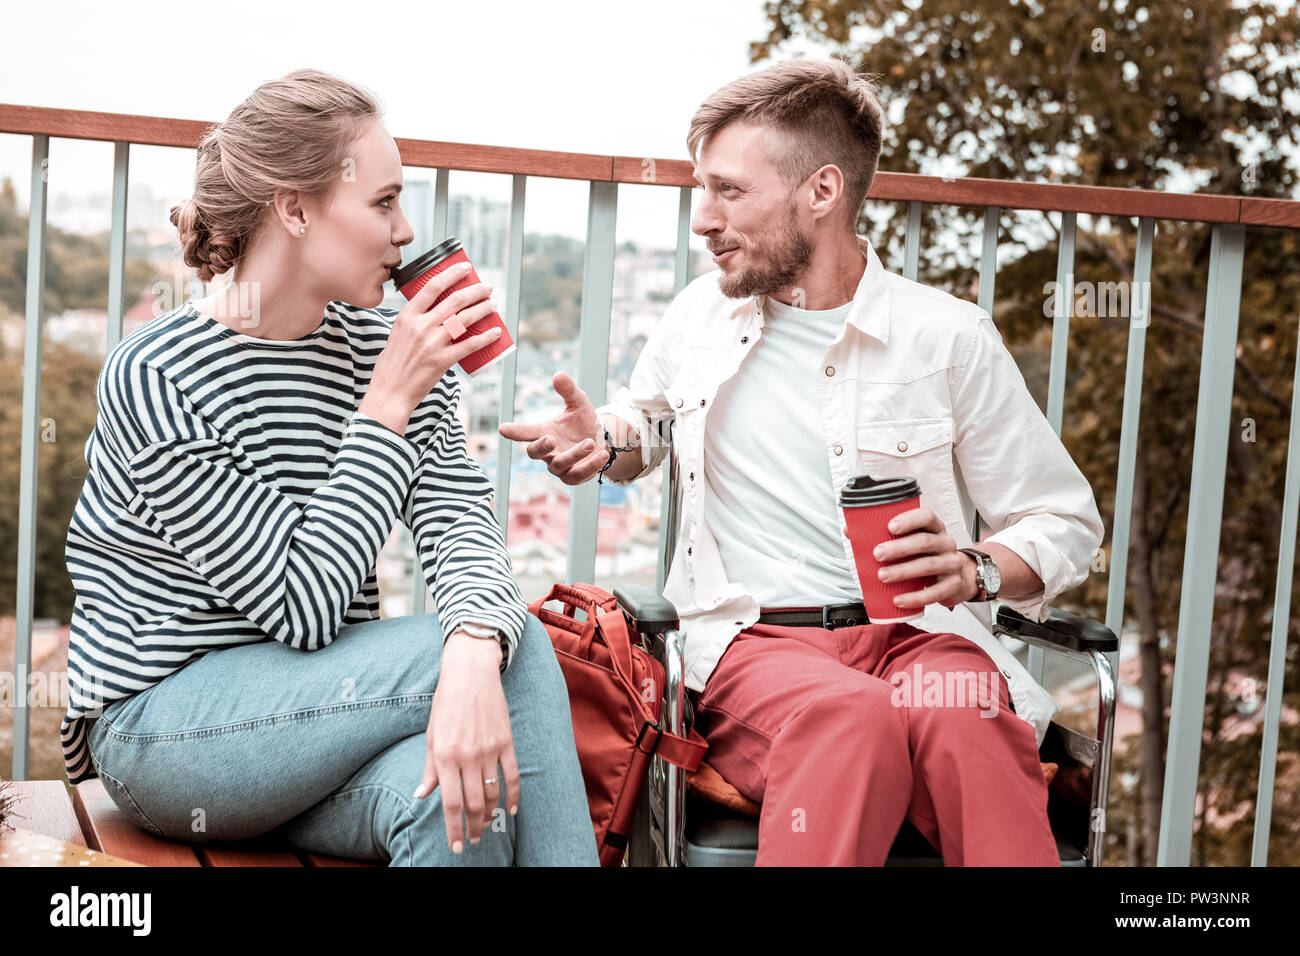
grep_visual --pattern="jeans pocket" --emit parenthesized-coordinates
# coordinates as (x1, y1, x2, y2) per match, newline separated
(96, 767, 168, 839)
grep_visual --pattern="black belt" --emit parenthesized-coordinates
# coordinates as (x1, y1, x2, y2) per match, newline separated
(757, 602, 870, 630)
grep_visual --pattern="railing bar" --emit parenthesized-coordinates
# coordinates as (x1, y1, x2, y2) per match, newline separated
(1027, 211, 1082, 683)
(1045, 211, 1077, 436)
(969, 207, 1000, 544)
(493, 174, 527, 535)
(1101, 217, 1155, 691)
(658, 186, 694, 592)
(433, 168, 449, 240)
(902, 201, 922, 281)
(412, 168, 451, 615)
(566, 181, 618, 585)
(1251, 309, 1300, 866)
(106, 141, 129, 352)
(13, 134, 50, 780)
(1157, 222, 1247, 866)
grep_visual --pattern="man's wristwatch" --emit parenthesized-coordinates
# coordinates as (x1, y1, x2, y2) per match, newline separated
(452, 621, 510, 672)
(958, 547, 1001, 602)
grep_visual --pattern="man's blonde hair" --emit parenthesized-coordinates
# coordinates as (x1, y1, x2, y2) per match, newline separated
(687, 58, 885, 230)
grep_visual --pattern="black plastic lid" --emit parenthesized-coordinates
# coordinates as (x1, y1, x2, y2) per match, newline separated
(390, 236, 463, 288)
(839, 473, 921, 507)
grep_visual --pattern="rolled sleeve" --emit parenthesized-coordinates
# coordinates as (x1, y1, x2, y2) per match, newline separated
(951, 310, 1105, 622)
(592, 290, 685, 487)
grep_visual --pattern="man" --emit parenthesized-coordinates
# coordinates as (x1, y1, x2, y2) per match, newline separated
(499, 58, 1105, 866)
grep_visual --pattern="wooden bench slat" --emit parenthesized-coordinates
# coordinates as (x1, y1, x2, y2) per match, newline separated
(72, 780, 201, 867)
(302, 854, 382, 866)
(199, 844, 304, 867)
(3, 781, 88, 848)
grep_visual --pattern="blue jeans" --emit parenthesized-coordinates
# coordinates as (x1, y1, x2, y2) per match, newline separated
(85, 611, 599, 866)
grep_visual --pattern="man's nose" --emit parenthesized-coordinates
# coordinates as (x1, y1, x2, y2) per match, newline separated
(691, 192, 723, 237)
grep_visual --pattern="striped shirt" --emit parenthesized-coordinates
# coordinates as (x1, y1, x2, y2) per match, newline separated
(60, 298, 526, 785)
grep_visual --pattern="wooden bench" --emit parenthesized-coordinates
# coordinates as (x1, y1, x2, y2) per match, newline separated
(4, 780, 381, 867)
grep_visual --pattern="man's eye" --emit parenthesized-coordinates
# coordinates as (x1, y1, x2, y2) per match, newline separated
(380, 195, 395, 209)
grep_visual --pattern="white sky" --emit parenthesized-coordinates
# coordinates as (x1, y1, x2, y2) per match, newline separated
(0, 0, 815, 250)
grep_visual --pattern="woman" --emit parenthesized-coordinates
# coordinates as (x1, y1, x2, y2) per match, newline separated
(59, 68, 598, 866)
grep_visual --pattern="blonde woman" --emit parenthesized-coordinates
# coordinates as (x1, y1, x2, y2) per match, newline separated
(60, 68, 598, 866)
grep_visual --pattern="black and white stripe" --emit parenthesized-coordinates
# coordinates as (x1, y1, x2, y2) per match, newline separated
(60, 299, 526, 784)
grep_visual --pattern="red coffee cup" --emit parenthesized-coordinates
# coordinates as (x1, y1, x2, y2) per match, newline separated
(390, 236, 515, 377)
(839, 473, 938, 623)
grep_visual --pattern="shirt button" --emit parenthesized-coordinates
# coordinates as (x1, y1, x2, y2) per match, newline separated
(833, 445, 843, 456)
(897, 441, 908, 452)
(689, 471, 695, 480)
(688, 547, 693, 555)
(675, 399, 684, 408)
(741, 336, 749, 344)
(700, 399, 706, 407)
(825, 366, 835, 376)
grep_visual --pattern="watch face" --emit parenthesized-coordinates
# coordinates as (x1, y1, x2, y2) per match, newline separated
(984, 558, 1001, 594)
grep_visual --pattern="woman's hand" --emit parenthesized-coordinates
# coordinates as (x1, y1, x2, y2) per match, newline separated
(413, 631, 520, 855)
(859, 506, 979, 610)
(361, 263, 504, 434)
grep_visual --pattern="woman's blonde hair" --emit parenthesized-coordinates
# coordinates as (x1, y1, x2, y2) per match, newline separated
(170, 68, 382, 282)
(686, 58, 885, 231)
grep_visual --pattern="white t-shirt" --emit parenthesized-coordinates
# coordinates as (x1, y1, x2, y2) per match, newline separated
(703, 294, 863, 608)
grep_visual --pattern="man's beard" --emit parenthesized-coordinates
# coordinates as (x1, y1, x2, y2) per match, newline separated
(715, 204, 814, 299)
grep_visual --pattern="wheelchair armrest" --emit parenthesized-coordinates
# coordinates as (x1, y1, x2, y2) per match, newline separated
(995, 604, 1118, 654)
(614, 584, 680, 636)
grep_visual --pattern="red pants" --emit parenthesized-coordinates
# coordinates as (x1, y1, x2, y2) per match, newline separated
(693, 620, 1060, 866)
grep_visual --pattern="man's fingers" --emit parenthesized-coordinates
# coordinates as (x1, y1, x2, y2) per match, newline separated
(526, 436, 555, 460)
(568, 445, 616, 484)
(548, 436, 600, 472)
(499, 420, 542, 442)
(553, 371, 589, 411)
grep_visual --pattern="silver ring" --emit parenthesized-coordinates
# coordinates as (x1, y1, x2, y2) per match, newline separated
(483, 776, 498, 785)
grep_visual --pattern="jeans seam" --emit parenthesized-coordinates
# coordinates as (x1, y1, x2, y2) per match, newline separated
(100, 693, 434, 743)
(97, 766, 167, 837)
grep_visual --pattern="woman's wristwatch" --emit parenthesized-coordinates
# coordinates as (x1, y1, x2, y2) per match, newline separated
(452, 621, 510, 672)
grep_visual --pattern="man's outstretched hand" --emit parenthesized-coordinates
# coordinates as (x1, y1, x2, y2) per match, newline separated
(498, 372, 611, 485)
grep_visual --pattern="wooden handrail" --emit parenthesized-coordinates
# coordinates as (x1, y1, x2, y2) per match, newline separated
(2, 103, 1297, 227)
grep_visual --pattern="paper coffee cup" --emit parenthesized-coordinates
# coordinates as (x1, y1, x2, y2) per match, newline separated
(839, 474, 937, 623)
(390, 236, 515, 377)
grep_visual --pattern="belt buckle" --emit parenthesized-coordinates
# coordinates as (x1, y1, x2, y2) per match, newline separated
(822, 603, 865, 630)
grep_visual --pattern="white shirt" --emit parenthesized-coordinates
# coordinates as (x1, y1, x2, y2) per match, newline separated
(705, 295, 863, 607)
(596, 237, 1105, 747)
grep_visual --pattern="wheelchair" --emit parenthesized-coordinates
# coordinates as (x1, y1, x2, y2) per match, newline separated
(614, 427, 1118, 867)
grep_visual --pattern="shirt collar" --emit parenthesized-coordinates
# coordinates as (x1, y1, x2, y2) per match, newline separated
(733, 235, 892, 347)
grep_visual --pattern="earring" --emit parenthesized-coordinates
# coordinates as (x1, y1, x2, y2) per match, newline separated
(299, 227, 306, 235)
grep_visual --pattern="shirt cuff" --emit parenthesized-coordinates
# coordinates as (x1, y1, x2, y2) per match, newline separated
(593, 402, 663, 486)
(446, 615, 518, 672)
(981, 526, 1085, 623)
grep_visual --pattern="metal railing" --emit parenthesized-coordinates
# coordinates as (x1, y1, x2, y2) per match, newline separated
(2, 103, 1298, 866)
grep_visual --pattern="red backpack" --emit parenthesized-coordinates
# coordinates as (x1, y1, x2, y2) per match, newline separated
(528, 581, 708, 865)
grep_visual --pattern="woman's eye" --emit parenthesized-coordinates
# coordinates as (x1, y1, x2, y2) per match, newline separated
(380, 195, 395, 209)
